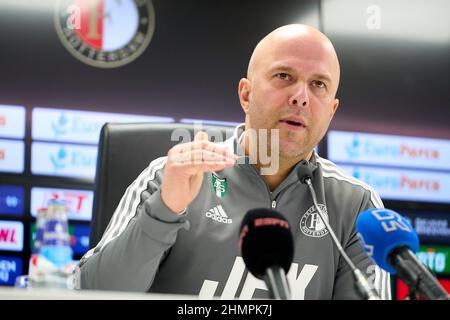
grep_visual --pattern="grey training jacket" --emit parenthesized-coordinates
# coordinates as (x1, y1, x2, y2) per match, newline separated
(75, 124, 391, 300)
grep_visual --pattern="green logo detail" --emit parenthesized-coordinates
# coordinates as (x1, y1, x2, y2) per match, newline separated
(212, 174, 228, 198)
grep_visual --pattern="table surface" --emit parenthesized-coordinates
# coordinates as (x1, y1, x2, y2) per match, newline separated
(0, 287, 198, 300)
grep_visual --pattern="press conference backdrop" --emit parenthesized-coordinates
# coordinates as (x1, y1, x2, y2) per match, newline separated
(324, 131, 450, 297)
(0, 0, 449, 299)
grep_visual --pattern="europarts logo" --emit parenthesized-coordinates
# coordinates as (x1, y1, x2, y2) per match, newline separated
(49, 112, 103, 141)
(48, 145, 96, 172)
(51, 146, 70, 171)
(51, 113, 69, 139)
(343, 165, 450, 203)
(33, 107, 174, 144)
(345, 135, 440, 161)
(31, 142, 97, 179)
(345, 135, 361, 159)
(351, 167, 440, 193)
(54, 0, 156, 68)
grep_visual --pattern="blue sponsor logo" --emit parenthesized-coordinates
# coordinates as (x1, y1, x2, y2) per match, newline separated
(32, 142, 97, 179)
(51, 113, 69, 139)
(71, 149, 97, 168)
(351, 167, 361, 180)
(70, 117, 103, 136)
(70, 224, 90, 256)
(345, 136, 400, 160)
(345, 136, 361, 159)
(50, 146, 69, 171)
(0, 185, 24, 216)
(0, 256, 22, 286)
(349, 167, 400, 190)
(51, 113, 104, 139)
(49, 146, 96, 173)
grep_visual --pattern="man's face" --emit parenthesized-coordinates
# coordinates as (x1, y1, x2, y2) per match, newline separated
(240, 34, 339, 161)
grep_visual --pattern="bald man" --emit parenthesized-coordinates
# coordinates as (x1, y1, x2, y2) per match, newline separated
(75, 25, 391, 300)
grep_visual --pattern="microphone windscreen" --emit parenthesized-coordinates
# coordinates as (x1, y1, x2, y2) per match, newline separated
(356, 208, 419, 274)
(296, 160, 316, 184)
(239, 208, 294, 279)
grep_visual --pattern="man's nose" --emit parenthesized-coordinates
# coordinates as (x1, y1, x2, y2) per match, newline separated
(288, 82, 309, 107)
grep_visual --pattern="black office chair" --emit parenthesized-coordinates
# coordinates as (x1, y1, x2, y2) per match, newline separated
(89, 122, 236, 249)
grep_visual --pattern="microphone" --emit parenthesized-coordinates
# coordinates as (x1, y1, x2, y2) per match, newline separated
(356, 208, 449, 300)
(238, 208, 294, 299)
(297, 160, 380, 300)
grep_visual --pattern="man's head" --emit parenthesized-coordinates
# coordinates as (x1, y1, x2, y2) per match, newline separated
(238, 24, 340, 163)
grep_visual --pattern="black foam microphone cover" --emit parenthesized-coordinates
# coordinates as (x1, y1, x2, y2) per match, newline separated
(239, 208, 294, 279)
(297, 159, 317, 184)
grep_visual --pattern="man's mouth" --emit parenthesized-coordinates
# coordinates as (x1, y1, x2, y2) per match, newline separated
(279, 119, 306, 128)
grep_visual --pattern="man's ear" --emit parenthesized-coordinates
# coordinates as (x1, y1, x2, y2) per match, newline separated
(238, 78, 251, 114)
(330, 98, 339, 120)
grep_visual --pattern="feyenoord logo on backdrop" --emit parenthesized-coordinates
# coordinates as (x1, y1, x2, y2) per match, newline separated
(54, 0, 155, 68)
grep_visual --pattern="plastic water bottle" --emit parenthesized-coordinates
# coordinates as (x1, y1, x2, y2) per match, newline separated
(32, 199, 74, 289)
(27, 207, 47, 284)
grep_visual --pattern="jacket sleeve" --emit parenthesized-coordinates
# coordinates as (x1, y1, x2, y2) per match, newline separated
(331, 188, 392, 300)
(73, 157, 190, 292)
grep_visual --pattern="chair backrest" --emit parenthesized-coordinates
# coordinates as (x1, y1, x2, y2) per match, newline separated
(89, 122, 236, 249)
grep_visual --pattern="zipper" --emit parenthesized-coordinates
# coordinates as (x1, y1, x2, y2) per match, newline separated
(273, 181, 298, 207)
(246, 163, 273, 208)
(246, 163, 298, 210)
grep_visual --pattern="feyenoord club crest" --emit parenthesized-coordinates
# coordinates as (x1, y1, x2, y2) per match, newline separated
(212, 173, 228, 198)
(299, 204, 330, 238)
(54, 0, 155, 68)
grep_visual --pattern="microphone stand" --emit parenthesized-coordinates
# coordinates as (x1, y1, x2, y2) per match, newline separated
(388, 247, 449, 300)
(302, 175, 380, 300)
(264, 266, 291, 300)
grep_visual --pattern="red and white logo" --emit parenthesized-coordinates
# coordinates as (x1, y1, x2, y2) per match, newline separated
(54, 0, 155, 68)
(0, 221, 24, 252)
(31, 187, 93, 221)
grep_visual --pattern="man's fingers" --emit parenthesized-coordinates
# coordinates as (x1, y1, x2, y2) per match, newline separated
(172, 150, 236, 165)
(173, 140, 237, 160)
(194, 131, 209, 142)
(191, 150, 234, 163)
(170, 131, 238, 166)
(187, 159, 236, 172)
(193, 131, 236, 159)
(170, 159, 235, 173)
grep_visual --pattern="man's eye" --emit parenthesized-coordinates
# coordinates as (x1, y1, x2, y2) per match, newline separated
(312, 80, 326, 89)
(276, 73, 291, 81)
